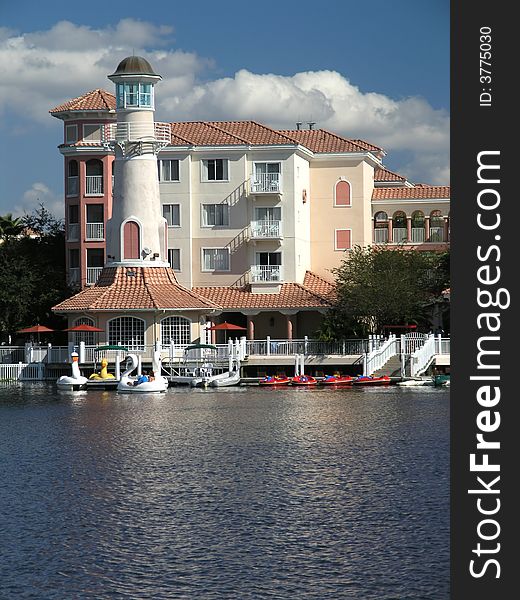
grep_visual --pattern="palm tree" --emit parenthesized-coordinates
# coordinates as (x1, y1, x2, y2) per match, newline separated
(0, 213, 24, 242)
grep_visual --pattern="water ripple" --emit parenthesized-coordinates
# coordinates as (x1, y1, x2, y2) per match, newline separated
(0, 384, 449, 599)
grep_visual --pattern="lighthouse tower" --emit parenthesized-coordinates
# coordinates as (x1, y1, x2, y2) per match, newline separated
(105, 56, 169, 266)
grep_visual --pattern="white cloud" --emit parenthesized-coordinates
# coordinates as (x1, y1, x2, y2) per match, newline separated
(160, 69, 449, 183)
(1, 19, 449, 190)
(15, 182, 63, 219)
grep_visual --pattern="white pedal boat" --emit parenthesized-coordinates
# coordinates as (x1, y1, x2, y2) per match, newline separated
(57, 352, 88, 390)
(117, 352, 168, 393)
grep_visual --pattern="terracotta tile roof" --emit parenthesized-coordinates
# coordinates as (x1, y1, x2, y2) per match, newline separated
(50, 89, 116, 114)
(350, 139, 384, 152)
(168, 121, 298, 147)
(53, 267, 219, 312)
(193, 281, 333, 310)
(375, 168, 407, 183)
(372, 186, 450, 200)
(279, 129, 382, 154)
(303, 271, 336, 299)
(49, 90, 383, 157)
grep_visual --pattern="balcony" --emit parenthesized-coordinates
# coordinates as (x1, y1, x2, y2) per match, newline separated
(67, 223, 80, 241)
(250, 220, 283, 239)
(86, 222, 105, 240)
(250, 173, 282, 194)
(250, 265, 283, 283)
(86, 267, 103, 285)
(85, 175, 103, 195)
(103, 122, 171, 143)
(373, 226, 448, 244)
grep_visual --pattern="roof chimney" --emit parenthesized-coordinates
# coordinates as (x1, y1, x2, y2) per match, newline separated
(307, 122, 316, 130)
(296, 122, 303, 130)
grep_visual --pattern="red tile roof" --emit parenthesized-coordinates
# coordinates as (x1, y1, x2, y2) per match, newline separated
(278, 129, 381, 154)
(50, 90, 385, 157)
(372, 186, 450, 200)
(193, 280, 333, 310)
(375, 168, 407, 183)
(53, 267, 218, 312)
(50, 89, 116, 114)
(303, 271, 336, 299)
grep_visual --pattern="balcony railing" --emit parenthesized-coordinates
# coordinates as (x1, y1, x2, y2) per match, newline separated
(411, 227, 425, 243)
(250, 220, 283, 239)
(250, 173, 282, 194)
(86, 223, 104, 240)
(103, 122, 171, 143)
(429, 227, 444, 242)
(67, 223, 80, 241)
(85, 175, 103, 195)
(86, 267, 103, 285)
(250, 265, 283, 282)
(393, 227, 408, 243)
(374, 228, 388, 243)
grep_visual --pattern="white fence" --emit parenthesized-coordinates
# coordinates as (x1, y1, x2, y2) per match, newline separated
(0, 363, 45, 381)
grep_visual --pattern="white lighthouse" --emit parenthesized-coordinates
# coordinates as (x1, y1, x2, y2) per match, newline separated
(105, 56, 169, 266)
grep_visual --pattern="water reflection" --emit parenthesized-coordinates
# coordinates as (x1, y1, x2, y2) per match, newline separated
(0, 384, 449, 599)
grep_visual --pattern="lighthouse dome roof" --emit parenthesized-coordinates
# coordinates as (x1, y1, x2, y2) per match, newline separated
(110, 56, 158, 77)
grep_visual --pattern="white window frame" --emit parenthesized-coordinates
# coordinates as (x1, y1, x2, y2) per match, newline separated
(201, 248, 231, 272)
(334, 228, 353, 251)
(201, 203, 230, 227)
(83, 123, 102, 142)
(334, 178, 353, 208)
(65, 124, 78, 144)
(158, 159, 180, 182)
(163, 204, 181, 227)
(168, 248, 181, 271)
(108, 316, 145, 351)
(161, 316, 191, 347)
(201, 159, 229, 182)
(254, 206, 282, 221)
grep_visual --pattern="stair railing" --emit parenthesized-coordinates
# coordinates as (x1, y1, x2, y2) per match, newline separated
(410, 334, 436, 376)
(364, 334, 399, 376)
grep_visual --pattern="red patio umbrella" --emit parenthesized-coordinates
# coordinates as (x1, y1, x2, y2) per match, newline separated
(206, 321, 247, 342)
(17, 324, 55, 344)
(63, 324, 104, 332)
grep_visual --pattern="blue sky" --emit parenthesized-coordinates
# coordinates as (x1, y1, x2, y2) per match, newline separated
(0, 0, 449, 217)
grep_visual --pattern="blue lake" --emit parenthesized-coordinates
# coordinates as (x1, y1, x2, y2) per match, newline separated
(0, 383, 449, 599)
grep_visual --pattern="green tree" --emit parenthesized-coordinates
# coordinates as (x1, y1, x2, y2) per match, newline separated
(0, 213, 24, 241)
(320, 246, 450, 339)
(0, 205, 69, 342)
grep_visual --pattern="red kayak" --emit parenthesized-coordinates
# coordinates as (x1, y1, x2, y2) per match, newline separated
(259, 375, 291, 386)
(353, 375, 391, 386)
(291, 375, 318, 386)
(321, 375, 354, 386)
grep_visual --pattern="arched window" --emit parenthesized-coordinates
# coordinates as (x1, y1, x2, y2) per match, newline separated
(67, 160, 79, 196)
(108, 317, 145, 350)
(85, 159, 104, 195)
(161, 316, 191, 347)
(123, 221, 140, 259)
(374, 211, 389, 243)
(334, 180, 351, 207)
(411, 211, 425, 243)
(392, 211, 407, 243)
(72, 317, 97, 346)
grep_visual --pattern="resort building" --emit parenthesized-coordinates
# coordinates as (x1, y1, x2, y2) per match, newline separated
(51, 56, 450, 350)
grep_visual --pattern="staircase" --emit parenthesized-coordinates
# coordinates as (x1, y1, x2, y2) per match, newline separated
(372, 355, 401, 377)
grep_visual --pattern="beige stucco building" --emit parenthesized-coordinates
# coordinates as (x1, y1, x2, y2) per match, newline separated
(51, 57, 450, 350)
